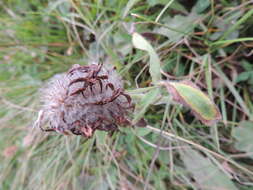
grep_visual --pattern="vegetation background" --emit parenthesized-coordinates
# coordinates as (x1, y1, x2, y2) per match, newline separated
(0, 0, 253, 189)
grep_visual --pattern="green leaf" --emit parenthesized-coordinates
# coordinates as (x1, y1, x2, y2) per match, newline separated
(162, 80, 221, 126)
(194, 0, 210, 13)
(209, 10, 242, 42)
(220, 9, 253, 41)
(235, 71, 252, 83)
(181, 148, 238, 190)
(147, 0, 186, 12)
(232, 121, 253, 159)
(134, 127, 152, 137)
(242, 61, 253, 70)
(133, 88, 160, 123)
(154, 12, 200, 43)
(132, 32, 161, 84)
(147, 0, 166, 6)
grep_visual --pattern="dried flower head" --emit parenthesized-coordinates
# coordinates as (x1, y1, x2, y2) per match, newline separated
(34, 63, 133, 138)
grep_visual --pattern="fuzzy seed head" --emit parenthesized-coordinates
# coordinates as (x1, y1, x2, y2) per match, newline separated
(35, 63, 133, 137)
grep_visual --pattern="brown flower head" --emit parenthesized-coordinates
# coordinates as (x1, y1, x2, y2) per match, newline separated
(34, 63, 133, 137)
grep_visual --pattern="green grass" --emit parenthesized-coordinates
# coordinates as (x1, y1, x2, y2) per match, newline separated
(1, 0, 253, 189)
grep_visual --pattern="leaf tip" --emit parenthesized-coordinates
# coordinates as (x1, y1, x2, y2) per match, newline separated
(162, 80, 221, 126)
